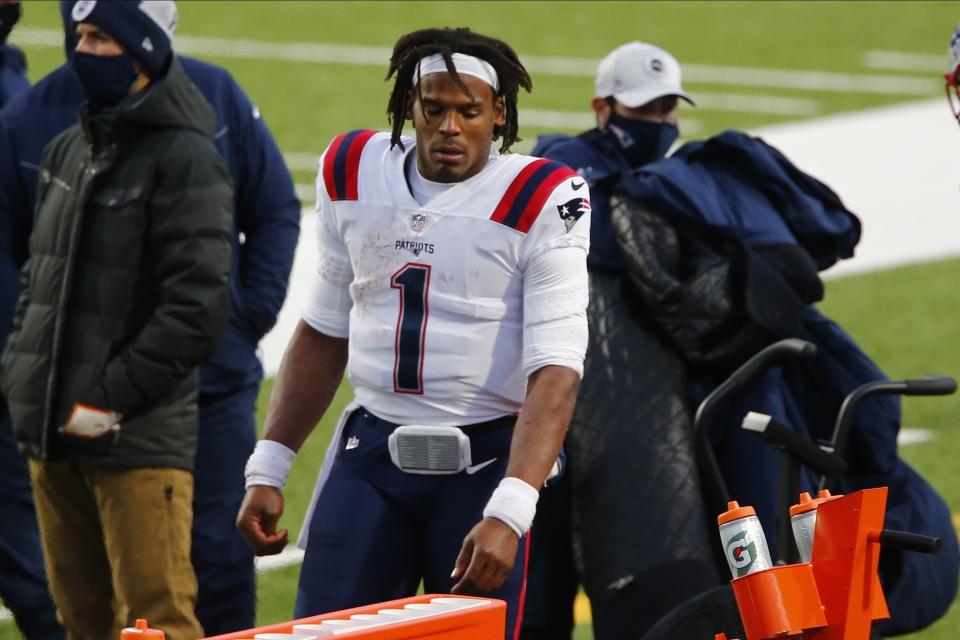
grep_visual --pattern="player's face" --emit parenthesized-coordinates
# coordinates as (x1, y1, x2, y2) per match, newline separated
(409, 72, 506, 183)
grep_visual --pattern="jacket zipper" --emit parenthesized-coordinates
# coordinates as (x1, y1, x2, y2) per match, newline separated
(40, 153, 105, 456)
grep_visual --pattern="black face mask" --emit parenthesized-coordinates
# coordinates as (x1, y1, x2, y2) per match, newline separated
(71, 51, 139, 109)
(605, 111, 679, 168)
(0, 3, 21, 45)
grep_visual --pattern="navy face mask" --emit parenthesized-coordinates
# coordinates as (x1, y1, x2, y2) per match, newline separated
(605, 111, 679, 168)
(71, 51, 139, 109)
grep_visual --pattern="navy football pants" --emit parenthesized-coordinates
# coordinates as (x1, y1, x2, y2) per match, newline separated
(295, 408, 530, 640)
(192, 384, 258, 635)
(0, 385, 257, 638)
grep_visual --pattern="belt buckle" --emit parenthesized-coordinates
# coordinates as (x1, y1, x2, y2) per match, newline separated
(387, 425, 472, 475)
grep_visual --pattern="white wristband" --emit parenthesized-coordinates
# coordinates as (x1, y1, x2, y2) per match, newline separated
(244, 439, 296, 490)
(482, 476, 540, 538)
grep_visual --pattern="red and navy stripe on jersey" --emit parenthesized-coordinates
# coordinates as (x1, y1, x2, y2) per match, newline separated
(322, 129, 378, 201)
(490, 159, 579, 233)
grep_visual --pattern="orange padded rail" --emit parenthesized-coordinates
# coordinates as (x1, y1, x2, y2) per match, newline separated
(202, 594, 505, 640)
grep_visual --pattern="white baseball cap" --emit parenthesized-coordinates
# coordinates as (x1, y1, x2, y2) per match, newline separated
(595, 41, 695, 108)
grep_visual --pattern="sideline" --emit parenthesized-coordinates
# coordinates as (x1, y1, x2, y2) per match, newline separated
(865, 50, 944, 73)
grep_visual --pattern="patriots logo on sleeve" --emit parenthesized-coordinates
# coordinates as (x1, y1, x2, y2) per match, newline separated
(557, 197, 590, 232)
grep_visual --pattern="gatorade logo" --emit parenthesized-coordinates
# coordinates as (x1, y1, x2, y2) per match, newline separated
(725, 530, 757, 577)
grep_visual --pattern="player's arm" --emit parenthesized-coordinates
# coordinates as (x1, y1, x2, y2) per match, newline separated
(452, 364, 579, 593)
(236, 321, 347, 556)
(453, 174, 591, 593)
(505, 365, 580, 486)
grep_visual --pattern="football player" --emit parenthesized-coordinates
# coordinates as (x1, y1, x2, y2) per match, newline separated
(237, 27, 590, 638)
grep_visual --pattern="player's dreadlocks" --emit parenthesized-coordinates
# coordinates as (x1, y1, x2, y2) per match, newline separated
(386, 27, 532, 153)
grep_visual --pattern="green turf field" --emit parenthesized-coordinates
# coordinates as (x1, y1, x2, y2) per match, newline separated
(3, 1, 958, 638)
(11, 1, 956, 186)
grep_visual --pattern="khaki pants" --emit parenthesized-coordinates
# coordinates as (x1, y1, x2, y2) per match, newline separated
(29, 460, 204, 640)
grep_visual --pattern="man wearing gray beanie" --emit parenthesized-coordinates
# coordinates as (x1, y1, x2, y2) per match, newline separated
(0, 1, 233, 638)
(68, 0, 177, 108)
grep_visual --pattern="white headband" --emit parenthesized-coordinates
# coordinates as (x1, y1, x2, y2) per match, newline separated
(413, 53, 500, 93)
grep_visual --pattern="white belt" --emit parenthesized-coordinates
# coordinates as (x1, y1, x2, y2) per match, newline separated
(387, 425, 472, 475)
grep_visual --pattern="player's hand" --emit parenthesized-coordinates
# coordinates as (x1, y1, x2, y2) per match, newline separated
(236, 485, 289, 556)
(450, 517, 519, 594)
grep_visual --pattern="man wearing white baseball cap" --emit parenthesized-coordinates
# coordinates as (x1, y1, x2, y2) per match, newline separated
(535, 41, 695, 273)
(524, 43, 720, 640)
(593, 40, 695, 135)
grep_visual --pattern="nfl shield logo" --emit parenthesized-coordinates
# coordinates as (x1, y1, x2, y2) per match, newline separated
(411, 213, 426, 232)
(71, 0, 97, 21)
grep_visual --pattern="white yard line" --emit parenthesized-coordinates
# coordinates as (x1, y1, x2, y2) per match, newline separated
(295, 183, 315, 205)
(898, 429, 936, 446)
(519, 109, 708, 134)
(680, 63, 936, 95)
(693, 92, 820, 116)
(508, 50, 938, 95)
(6, 26, 61, 47)
(11, 27, 939, 97)
(255, 546, 306, 572)
(284, 152, 320, 173)
(519, 108, 595, 131)
(0, 549, 310, 623)
(864, 50, 945, 74)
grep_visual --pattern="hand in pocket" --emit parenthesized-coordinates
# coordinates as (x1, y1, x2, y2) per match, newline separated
(60, 403, 122, 439)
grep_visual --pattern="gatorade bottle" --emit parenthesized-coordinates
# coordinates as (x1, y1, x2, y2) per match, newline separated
(717, 501, 773, 579)
(121, 620, 164, 640)
(789, 489, 840, 563)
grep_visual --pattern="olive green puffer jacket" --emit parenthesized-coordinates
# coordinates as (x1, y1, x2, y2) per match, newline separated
(0, 57, 232, 469)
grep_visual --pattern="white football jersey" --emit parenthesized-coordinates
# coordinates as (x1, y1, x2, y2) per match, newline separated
(304, 130, 591, 426)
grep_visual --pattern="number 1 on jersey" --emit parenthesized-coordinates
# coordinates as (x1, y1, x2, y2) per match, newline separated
(391, 263, 431, 394)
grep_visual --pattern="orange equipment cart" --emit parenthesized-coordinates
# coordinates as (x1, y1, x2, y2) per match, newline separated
(199, 594, 504, 640)
(718, 487, 892, 639)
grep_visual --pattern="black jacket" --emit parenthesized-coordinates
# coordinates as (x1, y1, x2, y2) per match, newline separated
(0, 58, 232, 469)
